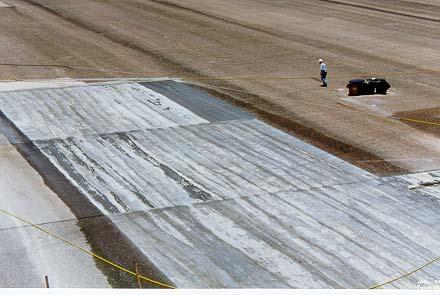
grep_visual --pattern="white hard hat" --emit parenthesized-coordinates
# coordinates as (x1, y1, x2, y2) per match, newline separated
(318, 58, 324, 63)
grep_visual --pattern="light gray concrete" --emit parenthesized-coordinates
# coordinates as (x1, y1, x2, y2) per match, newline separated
(0, 144, 108, 287)
(0, 83, 207, 141)
(142, 81, 254, 123)
(113, 179, 440, 288)
(36, 119, 372, 214)
(386, 170, 440, 201)
(0, 220, 109, 288)
(0, 81, 439, 288)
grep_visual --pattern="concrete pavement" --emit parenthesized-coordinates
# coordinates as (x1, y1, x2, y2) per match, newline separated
(1, 81, 440, 288)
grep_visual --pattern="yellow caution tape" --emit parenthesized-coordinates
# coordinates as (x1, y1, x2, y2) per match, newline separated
(1, 65, 440, 289)
(396, 117, 440, 127)
(2, 204, 440, 289)
(198, 82, 440, 130)
(0, 209, 174, 289)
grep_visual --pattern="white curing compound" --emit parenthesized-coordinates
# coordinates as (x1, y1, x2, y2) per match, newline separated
(35, 119, 373, 215)
(112, 179, 440, 288)
(0, 83, 208, 140)
(2, 81, 438, 288)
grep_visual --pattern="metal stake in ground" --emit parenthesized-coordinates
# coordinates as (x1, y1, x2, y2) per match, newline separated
(44, 275, 50, 288)
(134, 262, 142, 288)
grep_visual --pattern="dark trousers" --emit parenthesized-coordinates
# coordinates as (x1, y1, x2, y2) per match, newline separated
(321, 71, 328, 86)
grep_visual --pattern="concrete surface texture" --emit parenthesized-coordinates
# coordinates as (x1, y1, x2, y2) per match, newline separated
(1, 81, 440, 288)
(0, 0, 439, 173)
(36, 119, 372, 214)
(0, 142, 108, 287)
(387, 170, 440, 201)
(0, 83, 208, 140)
(113, 179, 440, 288)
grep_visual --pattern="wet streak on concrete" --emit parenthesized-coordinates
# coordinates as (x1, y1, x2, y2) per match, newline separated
(34, 118, 373, 217)
(0, 80, 431, 288)
(40, 138, 123, 214)
(109, 132, 213, 202)
(0, 111, 100, 218)
(76, 215, 174, 288)
(113, 179, 440, 288)
(0, 83, 208, 141)
(36, 130, 218, 214)
(141, 81, 254, 123)
(0, 110, 173, 288)
(158, 162, 212, 201)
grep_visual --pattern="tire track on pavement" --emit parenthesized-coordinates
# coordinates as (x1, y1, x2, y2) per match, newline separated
(316, 0, 440, 23)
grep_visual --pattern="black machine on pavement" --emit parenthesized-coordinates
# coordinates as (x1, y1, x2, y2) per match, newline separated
(347, 78, 390, 96)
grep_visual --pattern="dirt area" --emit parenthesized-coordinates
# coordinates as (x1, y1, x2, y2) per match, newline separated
(1, 0, 440, 173)
(195, 84, 409, 175)
(395, 107, 440, 136)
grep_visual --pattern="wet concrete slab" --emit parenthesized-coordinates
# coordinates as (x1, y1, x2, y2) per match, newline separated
(0, 80, 439, 288)
(2, 163, 425, 288)
(0, 83, 208, 141)
(113, 179, 440, 288)
(141, 81, 254, 123)
(35, 119, 373, 214)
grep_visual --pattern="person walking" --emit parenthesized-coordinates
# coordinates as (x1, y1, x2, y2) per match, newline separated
(318, 58, 328, 87)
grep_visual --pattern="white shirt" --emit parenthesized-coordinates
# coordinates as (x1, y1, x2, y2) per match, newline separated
(320, 63, 327, 72)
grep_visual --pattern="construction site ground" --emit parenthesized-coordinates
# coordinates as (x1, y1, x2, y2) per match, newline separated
(1, 0, 440, 289)
(0, 0, 439, 174)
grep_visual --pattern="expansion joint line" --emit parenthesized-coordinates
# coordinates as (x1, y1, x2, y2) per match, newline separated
(0, 209, 174, 289)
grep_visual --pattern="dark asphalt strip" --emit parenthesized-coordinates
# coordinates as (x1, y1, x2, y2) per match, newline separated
(0, 111, 173, 288)
(141, 80, 254, 123)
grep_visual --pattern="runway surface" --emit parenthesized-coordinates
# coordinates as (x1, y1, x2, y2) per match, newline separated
(0, 80, 439, 288)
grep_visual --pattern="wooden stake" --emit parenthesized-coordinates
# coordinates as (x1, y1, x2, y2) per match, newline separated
(134, 262, 142, 288)
(44, 275, 50, 288)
